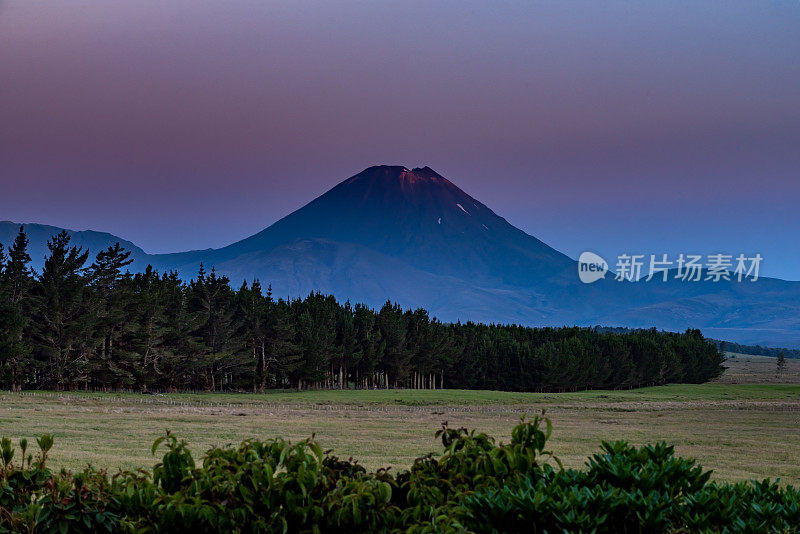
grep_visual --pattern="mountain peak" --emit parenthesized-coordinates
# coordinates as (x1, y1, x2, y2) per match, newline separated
(209, 164, 574, 294)
(344, 165, 451, 188)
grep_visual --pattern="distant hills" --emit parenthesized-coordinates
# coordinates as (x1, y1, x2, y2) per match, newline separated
(4, 165, 800, 347)
(0, 221, 151, 272)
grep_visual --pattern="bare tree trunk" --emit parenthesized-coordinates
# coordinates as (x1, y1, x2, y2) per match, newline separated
(260, 342, 267, 392)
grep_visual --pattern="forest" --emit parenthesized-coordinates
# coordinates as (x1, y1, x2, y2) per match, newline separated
(712, 340, 799, 359)
(0, 227, 724, 392)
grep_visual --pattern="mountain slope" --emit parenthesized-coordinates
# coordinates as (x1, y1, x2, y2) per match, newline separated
(3, 166, 800, 347)
(155, 166, 574, 287)
(145, 165, 800, 346)
(0, 221, 151, 274)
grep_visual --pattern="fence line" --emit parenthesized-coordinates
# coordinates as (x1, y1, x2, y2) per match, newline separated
(6, 391, 800, 414)
(3, 390, 542, 414)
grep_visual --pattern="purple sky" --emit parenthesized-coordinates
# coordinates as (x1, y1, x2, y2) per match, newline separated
(1, 0, 799, 279)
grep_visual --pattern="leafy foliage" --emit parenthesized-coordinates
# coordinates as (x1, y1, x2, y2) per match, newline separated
(1, 417, 798, 533)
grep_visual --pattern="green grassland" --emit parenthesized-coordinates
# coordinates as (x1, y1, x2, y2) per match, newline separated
(2, 355, 800, 484)
(7, 382, 800, 405)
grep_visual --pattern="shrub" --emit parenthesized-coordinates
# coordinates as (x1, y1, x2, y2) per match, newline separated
(0, 415, 797, 533)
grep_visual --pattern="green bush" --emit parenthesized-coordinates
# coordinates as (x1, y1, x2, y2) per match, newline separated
(0, 415, 797, 533)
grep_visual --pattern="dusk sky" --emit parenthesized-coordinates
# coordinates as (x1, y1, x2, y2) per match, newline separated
(1, 1, 799, 279)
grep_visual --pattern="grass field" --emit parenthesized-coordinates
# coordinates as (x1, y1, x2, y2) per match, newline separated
(2, 355, 800, 484)
(716, 352, 800, 384)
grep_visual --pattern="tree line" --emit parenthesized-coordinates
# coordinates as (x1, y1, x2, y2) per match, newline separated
(0, 227, 724, 392)
(713, 340, 800, 359)
(600, 328, 799, 359)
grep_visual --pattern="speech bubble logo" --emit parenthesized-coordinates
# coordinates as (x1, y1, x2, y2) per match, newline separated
(578, 252, 608, 284)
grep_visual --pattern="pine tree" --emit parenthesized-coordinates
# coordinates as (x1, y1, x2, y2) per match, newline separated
(187, 267, 246, 391)
(263, 287, 300, 389)
(0, 228, 34, 390)
(5, 226, 32, 304)
(122, 266, 166, 391)
(777, 352, 787, 377)
(237, 280, 263, 391)
(377, 301, 411, 388)
(31, 231, 91, 390)
(352, 303, 382, 389)
(88, 243, 135, 389)
(153, 270, 193, 391)
(293, 293, 337, 389)
(333, 301, 357, 389)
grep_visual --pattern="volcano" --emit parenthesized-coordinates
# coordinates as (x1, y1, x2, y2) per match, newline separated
(148, 165, 579, 324)
(4, 165, 800, 346)
(164, 166, 572, 282)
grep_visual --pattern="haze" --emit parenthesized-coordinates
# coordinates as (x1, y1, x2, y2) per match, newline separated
(1, 0, 798, 279)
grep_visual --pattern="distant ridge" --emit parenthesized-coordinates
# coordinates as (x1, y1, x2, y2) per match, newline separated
(0, 221, 151, 273)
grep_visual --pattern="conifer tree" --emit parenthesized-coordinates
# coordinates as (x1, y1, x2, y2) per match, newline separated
(88, 243, 135, 389)
(333, 301, 357, 389)
(352, 303, 382, 388)
(188, 267, 245, 391)
(377, 301, 411, 388)
(0, 228, 34, 390)
(263, 286, 300, 388)
(31, 231, 91, 390)
(154, 270, 193, 391)
(293, 293, 337, 388)
(777, 352, 787, 377)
